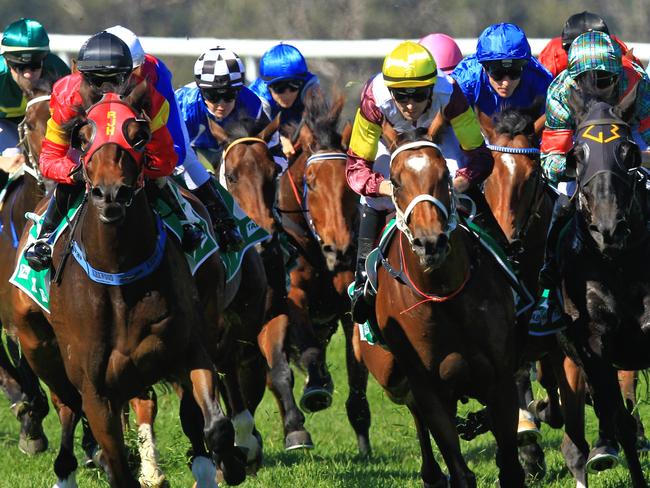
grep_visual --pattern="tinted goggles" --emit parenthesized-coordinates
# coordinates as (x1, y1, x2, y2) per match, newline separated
(7, 60, 43, 72)
(594, 72, 618, 89)
(83, 71, 130, 90)
(202, 88, 239, 103)
(485, 65, 524, 82)
(390, 87, 431, 103)
(269, 80, 303, 94)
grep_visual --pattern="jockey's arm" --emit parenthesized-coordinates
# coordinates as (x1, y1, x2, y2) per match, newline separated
(540, 82, 575, 183)
(142, 98, 178, 178)
(443, 83, 493, 187)
(40, 116, 78, 184)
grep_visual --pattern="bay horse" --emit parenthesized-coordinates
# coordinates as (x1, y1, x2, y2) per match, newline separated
(556, 85, 650, 488)
(209, 114, 332, 450)
(11, 88, 247, 487)
(356, 128, 524, 487)
(0, 83, 52, 455)
(275, 91, 371, 455)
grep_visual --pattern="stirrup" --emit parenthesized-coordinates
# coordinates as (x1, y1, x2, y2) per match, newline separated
(214, 218, 244, 253)
(181, 223, 204, 253)
(23, 239, 53, 271)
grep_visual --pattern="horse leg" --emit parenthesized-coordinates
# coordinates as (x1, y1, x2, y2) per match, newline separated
(258, 314, 312, 450)
(580, 355, 647, 488)
(130, 388, 167, 488)
(82, 390, 138, 488)
(341, 315, 371, 457)
(534, 356, 565, 428)
(407, 401, 449, 488)
(487, 376, 526, 488)
(553, 352, 589, 487)
(620, 370, 650, 452)
(513, 365, 545, 481)
(0, 333, 49, 455)
(51, 392, 83, 487)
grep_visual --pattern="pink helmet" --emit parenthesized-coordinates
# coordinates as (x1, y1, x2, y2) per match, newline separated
(418, 33, 463, 74)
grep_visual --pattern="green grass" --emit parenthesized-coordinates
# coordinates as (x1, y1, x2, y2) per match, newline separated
(0, 327, 648, 487)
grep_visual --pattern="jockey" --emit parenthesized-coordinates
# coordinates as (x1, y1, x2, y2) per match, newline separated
(248, 43, 320, 156)
(346, 41, 499, 322)
(105, 26, 244, 253)
(531, 31, 650, 334)
(23, 31, 177, 270)
(538, 11, 640, 79)
(418, 33, 463, 75)
(0, 18, 69, 174)
(451, 23, 552, 117)
(175, 46, 285, 172)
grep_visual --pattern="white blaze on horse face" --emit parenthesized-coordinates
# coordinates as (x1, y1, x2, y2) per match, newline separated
(405, 154, 429, 173)
(501, 154, 517, 178)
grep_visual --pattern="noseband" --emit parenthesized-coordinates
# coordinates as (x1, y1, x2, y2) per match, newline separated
(390, 141, 458, 247)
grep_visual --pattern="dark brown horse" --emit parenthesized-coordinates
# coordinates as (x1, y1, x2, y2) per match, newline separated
(11, 89, 247, 487)
(209, 114, 332, 450)
(557, 87, 650, 488)
(357, 129, 524, 487)
(275, 92, 371, 455)
(0, 85, 52, 455)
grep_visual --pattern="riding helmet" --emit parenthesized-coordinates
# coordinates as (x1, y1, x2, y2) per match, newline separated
(382, 41, 437, 89)
(259, 43, 308, 84)
(194, 47, 245, 89)
(418, 33, 463, 74)
(476, 23, 531, 63)
(105, 25, 145, 68)
(77, 31, 133, 75)
(1, 18, 49, 65)
(561, 11, 609, 50)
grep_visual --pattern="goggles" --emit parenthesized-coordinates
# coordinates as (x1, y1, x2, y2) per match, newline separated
(594, 71, 618, 89)
(202, 87, 239, 103)
(269, 80, 303, 94)
(82, 71, 130, 90)
(7, 59, 43, 72)
(390, 87, 431, 104)
(484, 60, 527, 82)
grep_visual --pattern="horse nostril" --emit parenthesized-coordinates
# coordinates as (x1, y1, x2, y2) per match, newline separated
(91, 186, 104, 201)
(613, 220, 630, 240)
(322, 244, 334, 255)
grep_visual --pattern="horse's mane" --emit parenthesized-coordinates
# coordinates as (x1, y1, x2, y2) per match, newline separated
(492, 98, 544, 138)
(223, 111, 267, 139)
(302, 90, 343, 149)
(396, 127, 431, 145)
(25, 78, 53, 98)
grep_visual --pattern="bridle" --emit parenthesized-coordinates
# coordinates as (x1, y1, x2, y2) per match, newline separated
(390, 141, 459, 249)
(16, 94, 50, 185)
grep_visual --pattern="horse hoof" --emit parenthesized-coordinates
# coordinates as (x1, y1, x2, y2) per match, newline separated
(299, 386, 333, 413)
(218, 446, 247, 486)
(519, 443, 546, 481)
(285, 430, 314, 450)
(53, 472, 78, 488)
(586, 445, 619, 473)
(529, 398, 564, 429)
(246, 430, 264, 475)
(517, 417, 542, 446)
(637, 436, 650, 454)
(18, 432, 48, 455)
(424, 474, 450, 488)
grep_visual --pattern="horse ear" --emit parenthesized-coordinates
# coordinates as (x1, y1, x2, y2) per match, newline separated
(341, 121, 352, 151)
(426, 110, 445, 144)
(327, 93, 345, 122)
(257, 113, 281, 143)
(124, 80, 148, 110)
(71, 59, 79, 74)
(624, 48, 635, 61)
(381, 120, 399, 152)
(567, 85, 587, 122)
(207, 117, 230, 146)
(476, 108, 496, 143)
(533, 114, 546, 138)
(613, 82, 639, 122)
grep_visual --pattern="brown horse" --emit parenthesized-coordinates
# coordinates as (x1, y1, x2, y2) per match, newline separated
(275, 92, 371, 454)
(209, 114, 332, 450)
(357, 128, 524, 487)
(0, 84, 52, 455)
(10, 89, 247, 487)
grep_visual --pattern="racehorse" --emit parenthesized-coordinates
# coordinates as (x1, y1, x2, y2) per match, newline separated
(275, 92, 371, 455)
(556, 84, 650, 488)
(209, 114, 332, 450)
(356, 128, 525, 487)
(11, 86, 248, 487)
(0, 83, 52, 455)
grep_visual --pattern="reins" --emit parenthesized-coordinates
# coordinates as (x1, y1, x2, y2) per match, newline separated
(222, 137, 267, 161)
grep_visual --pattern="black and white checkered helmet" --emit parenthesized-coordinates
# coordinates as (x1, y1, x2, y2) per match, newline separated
(194, 47, 245, 89)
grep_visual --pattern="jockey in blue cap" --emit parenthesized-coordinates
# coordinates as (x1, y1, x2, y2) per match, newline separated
(452, 23, 552, 116)
(248, 43, 320, 156)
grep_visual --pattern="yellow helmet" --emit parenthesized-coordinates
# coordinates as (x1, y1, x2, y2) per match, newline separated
(382, 41, 437, 88)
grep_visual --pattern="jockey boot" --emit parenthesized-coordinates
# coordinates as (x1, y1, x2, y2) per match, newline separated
(350, 205, 383, 324)
(529, 194, 574, 335)
(150, 179, 203, 253)
(191, 178, 244, 253)
(24, 183, 81, 271)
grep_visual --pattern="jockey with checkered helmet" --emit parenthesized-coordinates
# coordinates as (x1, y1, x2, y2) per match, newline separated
(0, 18, 69, 175)
(346, 40, 501, 323)
(175, 46, 285, 173)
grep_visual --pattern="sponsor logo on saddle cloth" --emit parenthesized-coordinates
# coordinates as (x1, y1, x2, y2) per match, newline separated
(10, 184, 270, 313)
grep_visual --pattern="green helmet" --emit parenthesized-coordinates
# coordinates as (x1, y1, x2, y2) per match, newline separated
(1, 18, 49, 65)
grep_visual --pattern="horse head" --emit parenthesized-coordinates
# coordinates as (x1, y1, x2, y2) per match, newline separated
(18, 80, 53, 186)
(291, 91, 358, 271)
(71, 84, 151, 224)
(480, 103, 545, 251)
(388, 128, 456, 270)
(210, 113, 280, 232)
(567, 84, 644, 256)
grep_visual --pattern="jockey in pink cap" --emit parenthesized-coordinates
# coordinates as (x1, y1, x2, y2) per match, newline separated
(418, 33, 463, 74)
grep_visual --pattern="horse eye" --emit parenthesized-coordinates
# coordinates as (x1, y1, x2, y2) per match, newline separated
(390, 178, 400, 190)
(225, 173, 237, 184)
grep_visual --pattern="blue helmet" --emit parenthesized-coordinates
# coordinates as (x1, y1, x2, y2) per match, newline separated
(476, 23, 531, 63)
(259, 43, 308, 84)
